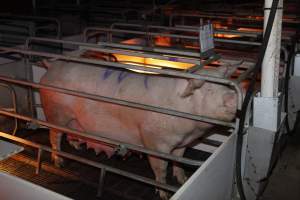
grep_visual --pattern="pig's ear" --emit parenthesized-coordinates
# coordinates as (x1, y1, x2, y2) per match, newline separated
(181, 79, 205, 98)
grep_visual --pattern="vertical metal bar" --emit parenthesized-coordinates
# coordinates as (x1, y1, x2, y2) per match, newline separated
(97, 168, 107, 197)
(35, 148, 43, 174)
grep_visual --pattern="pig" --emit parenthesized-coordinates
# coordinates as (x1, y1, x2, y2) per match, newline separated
(39, 52, 238, 200)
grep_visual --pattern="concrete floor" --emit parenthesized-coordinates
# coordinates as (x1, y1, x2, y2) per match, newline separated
(260, 132, 300, 200)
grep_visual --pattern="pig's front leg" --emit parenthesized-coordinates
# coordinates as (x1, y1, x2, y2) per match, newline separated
(142, 133, 172, 200)
(49, 129, 64, 167)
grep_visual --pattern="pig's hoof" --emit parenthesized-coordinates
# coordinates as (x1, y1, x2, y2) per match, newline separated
(173, 168, 188, 184)
(156, 189, 170, 200)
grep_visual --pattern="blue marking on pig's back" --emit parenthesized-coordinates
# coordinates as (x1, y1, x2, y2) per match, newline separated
(102, 68, 149, 89)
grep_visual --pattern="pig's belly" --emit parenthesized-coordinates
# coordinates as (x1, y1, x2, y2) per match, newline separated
(67, 97, 143, 146)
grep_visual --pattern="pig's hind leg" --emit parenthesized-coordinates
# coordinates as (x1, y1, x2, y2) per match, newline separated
(49, 129, 64, 167)
(172, 148, 188, 184)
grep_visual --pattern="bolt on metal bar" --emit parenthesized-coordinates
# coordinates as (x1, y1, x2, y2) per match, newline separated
(0, 109, 204, 167)
(0, 46, 243, 110)
(0, 131, 178, 192)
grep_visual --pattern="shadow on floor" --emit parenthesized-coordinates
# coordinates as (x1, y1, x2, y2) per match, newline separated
(260, 131, 300, 200)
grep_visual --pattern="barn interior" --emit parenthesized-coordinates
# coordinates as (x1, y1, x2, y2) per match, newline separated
(0, 0, 299, 200)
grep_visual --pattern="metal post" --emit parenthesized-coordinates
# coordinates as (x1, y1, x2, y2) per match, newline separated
(261, 0, 283, 97)
(97, 169, 107, 197)
(32, 0, 36, 15)
(35, 148, 43, 174)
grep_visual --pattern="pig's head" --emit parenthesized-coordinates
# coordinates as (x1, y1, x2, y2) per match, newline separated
(181, 63, 240, 122)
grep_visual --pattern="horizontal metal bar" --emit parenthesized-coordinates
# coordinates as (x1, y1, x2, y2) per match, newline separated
(0, 109, 204, 166)
(169, 12, 300, 24)
(235, 64, 256, 83)
(187, 55, 221, 73)
(80, 46, 201, 65)
(214, 38, 262, 46)
(112, 22, 261, 38)
(97, 42, 202, 57)
(84, 27, 199, 41)
(0, 131, 178, 192)
(27, 37, 200, 65)
(0, 74, 234, 128)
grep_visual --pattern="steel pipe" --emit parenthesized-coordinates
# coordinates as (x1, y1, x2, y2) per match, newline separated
(26, 37, 202, 62)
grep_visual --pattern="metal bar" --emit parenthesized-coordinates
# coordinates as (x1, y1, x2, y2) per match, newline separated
(0, 109, 204, 166)
(112, 22, 261, 38)
(97, 42, 202, 57)
(169, 12, 299, 24)
(35, 148, 43, 174)
(214, 38, 262, 46)
(0, 131, 178, 192)
(187, 55, 221, 73)
(235, 64, 256, 83)
(26, 37, 200, 64)
(84, 27, 199, 41)
(0, 75, 234, 128)
(79, 46, 201, 65)
(97, 169, 106, 197)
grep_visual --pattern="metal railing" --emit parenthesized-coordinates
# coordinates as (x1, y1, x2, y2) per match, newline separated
(0, 83, 18, 135)
(0, 14, 61, 39)
(0, 37, 244, 195)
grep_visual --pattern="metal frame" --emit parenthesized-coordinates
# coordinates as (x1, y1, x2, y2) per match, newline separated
(168, 13, 295, 44)
(0, 35, 244, 196)
(0, 14, 61, 39)
(110, 22, 263, 46)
